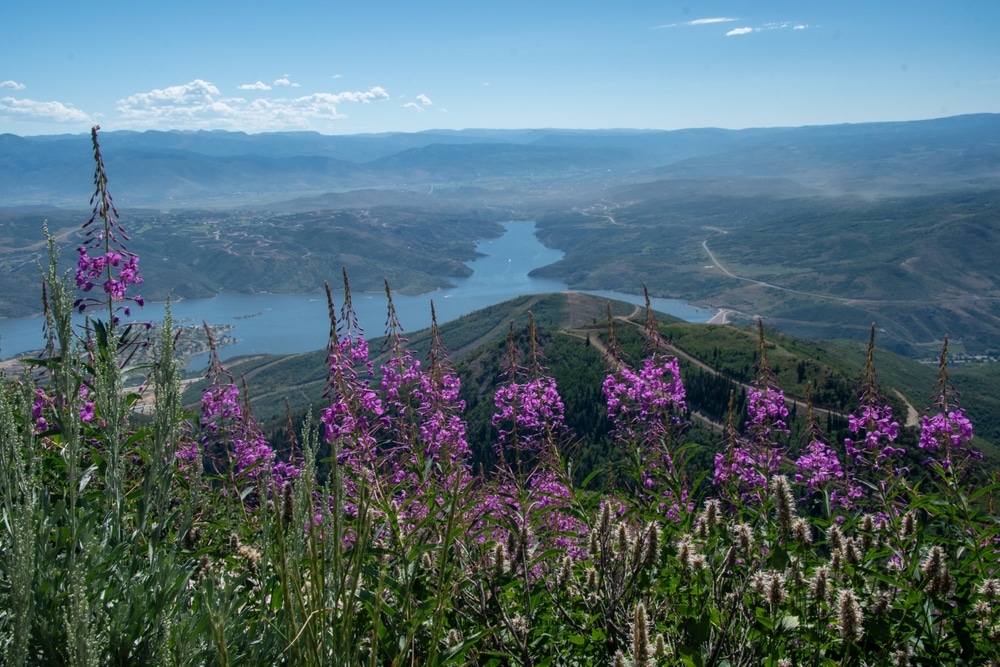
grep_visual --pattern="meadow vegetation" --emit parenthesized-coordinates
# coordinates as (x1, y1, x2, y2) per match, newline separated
(2, 128, 999, 666)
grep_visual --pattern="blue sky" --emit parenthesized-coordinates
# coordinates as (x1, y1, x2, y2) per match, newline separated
(2, 1, 998, 136)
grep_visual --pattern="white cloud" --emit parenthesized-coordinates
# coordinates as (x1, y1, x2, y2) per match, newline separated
(115, 80, 389, 130)
(416, 94, 432, 106)
(332, 73, 344, 79)
(120, 79, 222, 107)
(0, 96, 90, 123)
(1, 80, 26, 90)
(238, 81, 271, 91)
(793, 24, 808, 30)
(726, 27, 756, 36)
(688, 17, 737, 25)
(273, 78, 300, 88)
(402, 102, 424, 112)
(654, 17, 737, 29)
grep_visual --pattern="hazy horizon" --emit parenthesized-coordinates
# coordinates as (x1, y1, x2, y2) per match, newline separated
(3, 1, 998, 137)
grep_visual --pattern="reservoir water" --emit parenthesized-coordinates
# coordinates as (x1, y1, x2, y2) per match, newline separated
(0, 222, 714, 366)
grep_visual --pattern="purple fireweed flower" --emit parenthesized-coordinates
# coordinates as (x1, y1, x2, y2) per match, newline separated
(79, 400, 95, 423)
(201, 382, 242, 428)
(321, 333, 383, 471)
(493, 376, 567, 450)
(31, 386, 97, 433)
(746, 387, 790, 440)
(32, 389, 52, 433)
(795, 439, 845, 491)
(603, 355, 686, 424)
(195, 351, 298, 486)
(605, 354, 690, 513)
(917, 335, 980, 473)
(526, 466, 588, 558)
(378, 344, 473, 514)
(176, 440, 200, 464)
(919, 409, 979, 470)
(844, 404, 902, 470)
(73, 127, 144, 319)
(713, 445, 769, 493)
(714, 385, 789, 504)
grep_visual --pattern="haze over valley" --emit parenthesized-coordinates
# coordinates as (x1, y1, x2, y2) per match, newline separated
(2, 114, 999, 359)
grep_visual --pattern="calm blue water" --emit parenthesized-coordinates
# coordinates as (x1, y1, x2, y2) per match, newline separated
(0, 221, 714, 366)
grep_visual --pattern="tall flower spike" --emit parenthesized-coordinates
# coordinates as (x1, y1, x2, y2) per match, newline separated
(919, 335, 979, 473)
(632, 602, 650, 667)
(837, 588, 864, 643)
(604, 300, 623, 367)
(382, 277, 406, 357)
(795, 382, 846, 497)
(642, 283, 662, 355)
(74, 126, 144, 324)
(844, 324, 903, 481)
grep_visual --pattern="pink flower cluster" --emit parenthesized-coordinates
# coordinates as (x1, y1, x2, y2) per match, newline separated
(919, 409, 980, 470)
(794, 439, 845, 490)
(746, 387, 790, 440)
(492, 376, 566, 448)
(75, 248, 143, 302)
(603, 355, 686, 425)
(919, 409, 973, 453)
(845, 404, 903, 468)
(31, 386, 95, 433)
(713, 445, 771, 494)
(189, 372, 298, 486)
(379, 351, 472, 500)
(321, 335, 383, 469)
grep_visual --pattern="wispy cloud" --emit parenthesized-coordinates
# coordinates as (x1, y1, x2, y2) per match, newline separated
(654, 17, 737, 29)
(402, 102, 423, 111)
(0, 96, 90, 123)
(1, 80, 26, 90)
(416, 94, 432, 106)
(332, 74, 344, 79)
(273, 78, 300, 88)
(727, 21, 810, 36)
(688, 17, 737, 25)
(658, 17, 809, 36)
(238, 81, 271, 91)
(116, 79, 389, 130)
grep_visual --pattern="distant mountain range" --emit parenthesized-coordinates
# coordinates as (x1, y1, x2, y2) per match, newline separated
(2, 114, 999, 206)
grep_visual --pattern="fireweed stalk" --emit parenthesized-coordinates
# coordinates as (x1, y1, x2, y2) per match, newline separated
(74, 126, 144, 325)
(794, 383, 848, 518)
(603, 289, 690, 517)
(489, 315, 585, 560)
(842, 325, 904, 514)
(191, 330, 299, 506)
(919, 335, 980, 477)
(714, 320, 789, 505)
(379, 285, 473, 518)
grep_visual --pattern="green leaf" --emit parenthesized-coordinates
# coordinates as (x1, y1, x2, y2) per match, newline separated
(677, 644, 704, 667)
(779, 615, 800, 631)
(755, 607, 775, 631)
